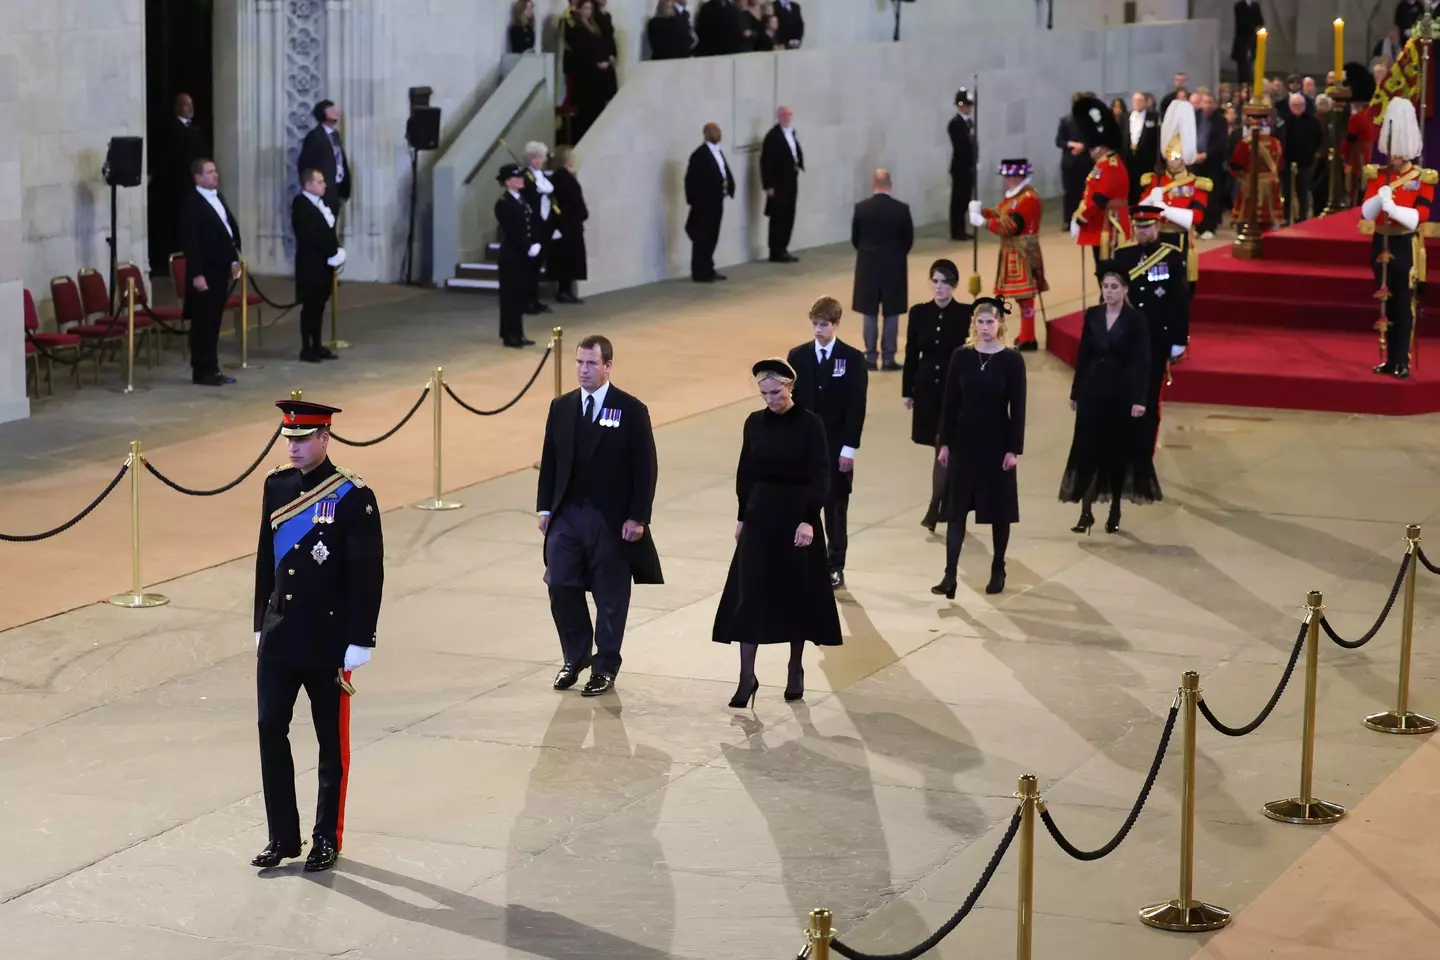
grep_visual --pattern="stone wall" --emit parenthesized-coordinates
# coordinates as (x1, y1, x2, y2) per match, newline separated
(1193, 0, 1397, 78)
(573, 19, 1218, 296)
(0, 51, 28, 424)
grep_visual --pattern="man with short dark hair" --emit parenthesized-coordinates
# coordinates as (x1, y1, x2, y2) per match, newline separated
(1159, 72, 1189, 117)
(684, 123, 735, 282)
(180, 158, 241, 387)
(537, 336, 663, 696)
(291, 169, 344, 363)
(494, 163, 538, 347)
(851, 168, 913, 370)
(298, 100, 351, 216)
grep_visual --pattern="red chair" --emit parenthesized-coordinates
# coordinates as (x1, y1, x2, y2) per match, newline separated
(77, 268, 155, 368)
(51, 275, 118, 383)
(225, 264, 264, 348)
(117, 261, 180, 361)
(23, 288, 82, 394)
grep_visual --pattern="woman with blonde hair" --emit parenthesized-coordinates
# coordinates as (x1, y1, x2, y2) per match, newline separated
(508, 0, 535, 52)
(931, 297, 1027, 599)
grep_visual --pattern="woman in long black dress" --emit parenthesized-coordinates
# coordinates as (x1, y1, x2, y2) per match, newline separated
(712, 358, 843, 708)
(930, 298, 1026, 599)
(566, 2, 609, 141)
(547, 146, 588, 304)
(1057, 260, 1161, 534)
(902, 258, 973, 532)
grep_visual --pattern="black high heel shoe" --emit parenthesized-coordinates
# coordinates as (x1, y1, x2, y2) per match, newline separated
(1105, 509, 1121, 534)
(728, 677, 759, 709)
(930, 575, 957, 600)
(1071, 511, 1095, 535)
(784, 666, 805, 702)
(985, 561, 1006, 595)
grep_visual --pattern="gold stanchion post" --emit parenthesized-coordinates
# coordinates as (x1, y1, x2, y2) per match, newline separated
(552, 326, 565, 398)
(1140, 672, 1232, 931)
(329, 270, 351, 350)
(1365, 525, 1438, 734)
(807, 908, 833, 960)
(1233, 98, 1270, 260)
(106, 441, 169, 609)
(1264, 591, 1345, 824)
(412, 367, 462, 511)
(124, 276, 137, 394)
(1016, 774, 1039, 960)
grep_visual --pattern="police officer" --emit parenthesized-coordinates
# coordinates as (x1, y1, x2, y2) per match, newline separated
(251, 400, 384, 872)
(1111, 205, 1188, 453)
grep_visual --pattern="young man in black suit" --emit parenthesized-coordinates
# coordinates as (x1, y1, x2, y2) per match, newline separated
(851, 168, 913, 371)
(537, 335, 663, 696)
(298, 100, 351, 217)
(180, 158, 241, 387)
(291, 169, 345, 363)
(760, 105, 804, 263)
(786, 297, 867, 589)
(949, 89, 975, 241)
(154, 92, 209, 273)
(684, 122, 735, 282)
(494, 163, 538, 348)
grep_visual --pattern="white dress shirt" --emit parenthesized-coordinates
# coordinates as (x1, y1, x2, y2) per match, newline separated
(1129, 110, 1146, 149)
(814, 339, 857, 460)
(302, 189, 336, 229)
(538, 381, 613, 517)
(781, 125, 798, 161)
(196, 186, 232, 238)
(323, 123, 345, 184)
(531, 168, 554, 221)
(706, 141, 727, 180)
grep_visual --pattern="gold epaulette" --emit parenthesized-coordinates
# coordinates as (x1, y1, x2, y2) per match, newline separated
(267, 463, 295, 478)
(1423, 169, 1439, 185)
(1194, 177, 1214, 192)
(1139, 173, 1154, 187)
(335, 465, 367, 489)
(1364, 164, 1379, 183)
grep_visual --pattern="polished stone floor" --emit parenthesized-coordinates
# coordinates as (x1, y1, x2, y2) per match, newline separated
(4, 228, 1440, 959)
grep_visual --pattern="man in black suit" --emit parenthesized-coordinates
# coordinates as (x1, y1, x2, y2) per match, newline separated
(949, 89, 976, 241)
(694, 0, 744, 56)
(1159, 73, 1188, 120)
(154, 92, 209, 272)
(760, 105, 804, 263)
(494, 163, 539, 348)
(1125, 91, 1160, 204)
(851, 169, 913, 371)
(537, 335, 663, 697)
(298, 100, 351, 218)
(1057, 92, 1096, 227)
(773, 0, 803, 48)
(786, 297, 867, 589)
(1193, 90, 1230, 237)
(180, 158, 241, 387)
(684, 122, 735, 282)
(1233, 1, 1264, 82)
(291, 169, 345, 363)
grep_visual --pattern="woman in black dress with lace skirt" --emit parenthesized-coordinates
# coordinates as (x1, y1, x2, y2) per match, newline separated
(712, 358, 843, 708)
(1058, 260, 1162, 533)
(930, 298, 1026, 599)
(902, 258, 973, 532)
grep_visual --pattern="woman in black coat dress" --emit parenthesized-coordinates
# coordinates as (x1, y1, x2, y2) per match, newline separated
(931, 298, 1026, 599)
(547, 146, 588, 303)
(507, 0, 535, 52)
(902, 258, 973, 532)
(566, 3, 610, 141)
(647, 0, 693, 59)
(1058, 260, 1162, 534)
(712, 358, 843, 709)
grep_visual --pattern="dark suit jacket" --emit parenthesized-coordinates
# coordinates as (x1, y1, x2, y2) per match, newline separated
(786, 338, 868, 457)
(695, 0, 745, 56)
(1233, 1, 1264, 59)
(774, 0, 803, 47)
(1125, 110, 1161, 199)
(537, 385, 663, 584)
(298, 125, 352, 205)
(291, 194, 339, 300)
(850, 193, 913, 317)
(684, 143, 735, 234)
(1071, 304, 1150, 407)
(494, 191, 534, 264)
(648, 14, 692, 59)
(180, 188, 241, 308)
(167, 117, 209, 189)
(1056, 116, 1092, 177)
(949, 114, 974, 177)
(760, 125, 804, 195)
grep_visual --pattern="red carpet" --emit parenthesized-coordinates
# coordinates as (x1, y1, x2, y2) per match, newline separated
(1046, 211, 1440, 415)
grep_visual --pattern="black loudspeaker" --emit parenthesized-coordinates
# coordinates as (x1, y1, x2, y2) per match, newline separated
(407, 106, 441, 151)
(105, 136, 144, 187)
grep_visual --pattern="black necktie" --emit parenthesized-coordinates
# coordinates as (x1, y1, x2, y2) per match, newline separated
(584, 395, 594, 422)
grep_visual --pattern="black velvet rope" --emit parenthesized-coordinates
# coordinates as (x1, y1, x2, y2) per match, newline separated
(1418, 547, 1440, 575)
(442, 345, 554, 416)
(1197, 619, 1308, 737)
(329, 387, 431, 447)
(244, 272, 301, 311)
(142, 427, 284, 497)
(0, 461, 130, 542)
(1319, 554, 1409, 649)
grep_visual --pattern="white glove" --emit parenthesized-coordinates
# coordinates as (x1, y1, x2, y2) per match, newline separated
(326, 247, 346, 268)
(1388, 204, 1422, 230)
(343, 645, 372, 671)
(1070, 219, 1081, 240)
(1361, 193, 1386, 220)
(1378, 185, 1394, 205)
(552, 229, 562, 240)
(254, 631, 261, 648)
(1160, 206, 1194, 230)
(1144, 187, 1165, 208)
(1170, 345, 1186, 359)
(968, 201, 986, 228)
(527, 242, 541, 258)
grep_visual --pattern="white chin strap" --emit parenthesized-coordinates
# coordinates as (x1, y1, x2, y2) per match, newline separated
(1004, 176, 1033, 199)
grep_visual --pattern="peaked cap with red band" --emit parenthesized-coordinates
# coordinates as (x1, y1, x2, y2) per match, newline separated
(275, 400, 342, 437)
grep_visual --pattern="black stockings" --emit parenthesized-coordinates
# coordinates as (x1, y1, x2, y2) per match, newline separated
(736, 641, 806, 688)
(944, 514, 1011, 578)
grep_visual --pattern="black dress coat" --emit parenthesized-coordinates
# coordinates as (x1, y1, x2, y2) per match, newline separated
(290, 194, 339, 301)
(537, 385, 664, 584)
(695, 0, 745, 56)
(647, 15, 692, 59)
(1125, 110, 1161, 204)
(940, 348, 1026, 525)
(548, 167, 589, 282)
(1233, 1, 1265, 60)
(712, 405, 843, 646)
(494, 190, 534, 263)
(509, 22, 535, 52)
(684, 143, 735, 238)
(760, 125, 804, 206)
(298, 125, 351, 210)
(180, 189, 241, 312)
(595, 9, 619, 103)
(850, 194, 914, 317)
(901, 299, 972, 445)
(774, 0, 804, 47)
(787, 338, 868, 496)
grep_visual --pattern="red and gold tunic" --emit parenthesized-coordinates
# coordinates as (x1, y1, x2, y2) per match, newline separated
(1074, 152, 1132, 255)
(981, 185, 1047, 298)
(1359, 162, 1438, 279)
(1345, 105, 1382, 197)
(1229, 134, 1284, 226)
(1140, 170, 1211, 282)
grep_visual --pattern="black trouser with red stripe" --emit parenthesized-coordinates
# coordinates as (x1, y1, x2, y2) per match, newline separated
(1372, 232, 1417, 371)
(257, 658, 349, 849)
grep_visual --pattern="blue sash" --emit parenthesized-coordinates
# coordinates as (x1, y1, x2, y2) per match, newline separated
(273, 480, 354, 571)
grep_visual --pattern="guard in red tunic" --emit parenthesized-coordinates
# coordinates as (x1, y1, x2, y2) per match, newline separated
(1069, 95, 1133, 266)
(1360, 97, 1436, 379)
(1141, 99, 1210, 292)
(968, 158, 1046, 351)
(1229, 116, 1285, 227)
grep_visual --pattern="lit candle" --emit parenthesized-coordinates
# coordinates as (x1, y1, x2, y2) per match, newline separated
(1333, 19, 1344, 83)
(1253, 28, 1268, 103)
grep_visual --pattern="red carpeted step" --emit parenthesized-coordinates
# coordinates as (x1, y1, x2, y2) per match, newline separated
(1233, 208, 1440, 267)
(1197, 247, 1440, 307)
(1191, 294, 1440, 336)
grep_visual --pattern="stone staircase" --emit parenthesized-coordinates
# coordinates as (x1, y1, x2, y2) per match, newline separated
(446, 241, 551, 293)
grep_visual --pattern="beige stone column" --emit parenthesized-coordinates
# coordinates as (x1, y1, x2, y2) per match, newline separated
(0, 52, 28, 424)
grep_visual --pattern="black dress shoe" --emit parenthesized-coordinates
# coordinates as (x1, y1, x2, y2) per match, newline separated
(555, 292, 585, 304)
(931, 576, 957, 600)
(830, 570, 845, 589)
(768, 253, 800, 263)
(251, 840, 302, 869)
(220, 375, 237, 385)
(864, 359, 879, 371)
(317, 346, 338, 360)
(1374, 362, 1396, 375)
(524, 302, 552, 314)
(693, 275, 716, 283)
(712, 273, 728, 281)
(502, 338, 526, 348)
(194, 374, 226, 387)
(880, 360, 901, 372)
(985, 562, 1006, 595)
(1015, 340, 1039, 352)
(1394, 366, 1411, 380)
(519, 336, 536, 346)
(581, 672, 615, 697)
(304, 837, 338, 872)
(299, 350, 322, 364)
(554, 661, 589, 690)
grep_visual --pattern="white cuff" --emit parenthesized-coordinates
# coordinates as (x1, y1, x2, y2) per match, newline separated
(1170, 345, 1186, 359)
(839, 446, 857, 460)
(527, 243, 541, 257)
(1388, 205, 1422, 231)
(326, 247, 347, 267)
(968, 210, 987, 228)
(538, 510, 551, 516)
(1160, 206, 1194, 230)
(1361, 195, 1385, 220)
(254, 631, 261, 648)
(1070, 219, 1081, 239)
(343, 644, 372, 671)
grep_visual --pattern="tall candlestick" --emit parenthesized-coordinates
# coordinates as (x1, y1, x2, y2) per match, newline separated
(1333, 19, 1344, 82)
(1254, 28, 1268, 103)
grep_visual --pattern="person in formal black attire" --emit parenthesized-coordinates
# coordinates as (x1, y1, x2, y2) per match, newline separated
(521, 141, 558, 314)
(902, 259, 972, 533)
(1112, 207, 1188, 456)
(155, 92, 209, 273)
(1397, 0, 1423, 38)
(251, 400, 383, 874)
(1058, 261, 1161, 536)
(298, 100, 351, 217)
(1193, 90, 1229, 238)
(1057, 92, 1096, 228)
(786, 297, 868, 589)
(509, 0, 536, 51)
(931, 298, 1026, 600)
(737, 0, 763, 51)
(712, 357, 842, 708)
(760, 105, 804, 263)
(949, 89, 976, 241)
(1125, 91, 1160, 205)
(494, 164, 538, 347)
(648, 0, 693, 59)
(1278, 92, 1323, 222)
(851, 168, 913, 370)
(565, 3, 611, 142)
(695, 0, 745, 56)
(1233, 1, 1264, 85)
(756, 13, 780, 50)
(684, 122, 735, 282)
(537, 335, 663, 697)
(1158, 73, 1188, 120)
(180, 158, 240, 387)
(548, 146, 588, 304)
(773, 0, 803, 48)
(291, 169, 345, 363)
(594, 0, 619, 108)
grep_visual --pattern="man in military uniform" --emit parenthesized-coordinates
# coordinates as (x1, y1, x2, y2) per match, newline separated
(1360, 97, 1436, 379)
(1142, 99, 1210, 293)
(967, 158, 1046, 351)
(948, 89, 976, 241)
(251, 400, 384, 872)
(1112, 206, 1189, 453)
(1070, 95, 1133, 268)
(1229, 114, 1285, 227)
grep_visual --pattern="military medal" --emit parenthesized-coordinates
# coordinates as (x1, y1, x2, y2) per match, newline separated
(312, 499, 337, 524)
(312, 540, 330, 565)
(833, 358, 847, 377)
